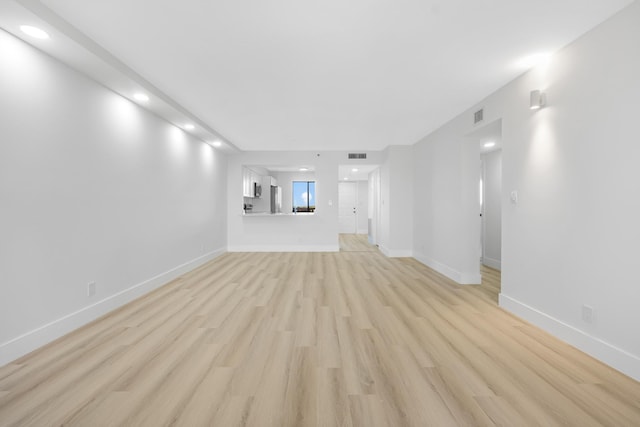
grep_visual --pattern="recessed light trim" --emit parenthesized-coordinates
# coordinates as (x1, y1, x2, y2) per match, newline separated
(20, 25, 49, 39)
(133, 93, 149, 102)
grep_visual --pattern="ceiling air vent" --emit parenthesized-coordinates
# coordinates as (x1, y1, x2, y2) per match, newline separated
(348, 153, 367, 159)
(474, 108, 484, 124)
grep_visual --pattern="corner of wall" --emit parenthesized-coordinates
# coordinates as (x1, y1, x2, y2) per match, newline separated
(413, 252, 481, 285)
(379, 245, 413, 258)
(481, 257, 502, 271)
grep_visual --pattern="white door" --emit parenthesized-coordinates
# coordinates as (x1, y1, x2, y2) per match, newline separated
(338, 182, 357, 233)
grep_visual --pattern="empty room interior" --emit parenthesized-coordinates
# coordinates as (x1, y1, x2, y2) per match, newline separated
(1, 0, 640, 425)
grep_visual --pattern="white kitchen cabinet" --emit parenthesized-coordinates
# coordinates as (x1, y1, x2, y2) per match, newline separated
(243, 167, 263, 198)
(242, 167, 254, 198)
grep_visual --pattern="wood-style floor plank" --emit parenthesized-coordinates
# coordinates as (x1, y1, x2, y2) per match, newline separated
(339, 234, 377, 252)
(1, 244, 639, 426)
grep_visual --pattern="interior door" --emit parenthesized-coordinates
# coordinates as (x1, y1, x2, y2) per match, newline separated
(338, 182, 357, 233)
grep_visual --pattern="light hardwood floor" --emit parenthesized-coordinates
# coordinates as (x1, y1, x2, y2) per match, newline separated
(1, 251, 639, 426)
(339, 234, 378, 252)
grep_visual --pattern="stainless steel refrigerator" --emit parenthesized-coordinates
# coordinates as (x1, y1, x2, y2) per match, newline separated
(270, 186, 282, 213)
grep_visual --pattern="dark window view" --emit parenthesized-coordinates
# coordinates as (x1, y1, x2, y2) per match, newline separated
(292, 181, 315, 213)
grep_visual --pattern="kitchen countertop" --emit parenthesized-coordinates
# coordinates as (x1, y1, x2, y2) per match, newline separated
(242, 212, 315, 216)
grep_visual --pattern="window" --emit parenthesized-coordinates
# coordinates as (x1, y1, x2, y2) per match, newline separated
(292, 181, 316, 213)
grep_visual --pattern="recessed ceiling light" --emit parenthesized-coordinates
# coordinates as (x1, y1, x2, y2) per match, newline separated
(184, 124, 195, 130)
(20, 25, 49, 39)
(299, 167, 309, 171)
(344, 177, 349, 180)
(133, 93, 149, 102)
(484, 142, 496, 148)
(211, 141, 222, 147)
(352, 168, 359, 172)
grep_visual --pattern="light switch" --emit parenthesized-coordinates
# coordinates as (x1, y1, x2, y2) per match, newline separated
(510, 190, 518, 204)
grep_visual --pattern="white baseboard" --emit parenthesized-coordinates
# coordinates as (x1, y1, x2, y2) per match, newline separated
(413, 252, 481, 285)
(0, 248, 226, 367)
(227, 244, 339, 252)
(379, 245, 413, 258)
(499, 293, 640, 382)
(482, 256, 501, 270)
(357, 229, 368, 235)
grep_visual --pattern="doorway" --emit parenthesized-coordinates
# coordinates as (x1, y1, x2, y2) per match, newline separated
(338, 181, 357, 233)
(481, 149, 502, 270)
(466, 119, 502, 296)
(338, 164, 380, 251)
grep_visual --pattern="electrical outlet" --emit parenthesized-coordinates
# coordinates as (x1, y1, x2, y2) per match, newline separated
(582, 305, 594, 324)
(87, 281, 96, 297)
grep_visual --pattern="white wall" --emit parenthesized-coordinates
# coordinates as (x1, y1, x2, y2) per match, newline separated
(379, 146, 414, 257)
(412, 3, 640, 380)
(482, 150, 502, 270)
(356, 180, 368, 234)
(227, 151, 383, 252)
(0, 30, 227, 365)
(412, 122, 482, 284)
(368, 168, 380, 245)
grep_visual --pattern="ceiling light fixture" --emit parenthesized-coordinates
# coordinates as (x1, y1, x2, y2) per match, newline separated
(184, 124, 195, 130)
(484, 142, 496, 148)
(530, 90, 546, 110)
(133, 93, 149, 102)
(352, 168, 359, 172)
(344, 177, 349, 180)
(20, 25, 49, 39)
(211, 141, 222, 147)
(299, 167, 309, 171)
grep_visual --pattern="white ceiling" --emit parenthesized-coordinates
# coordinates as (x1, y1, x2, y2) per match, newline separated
(5, 0, 634, 151)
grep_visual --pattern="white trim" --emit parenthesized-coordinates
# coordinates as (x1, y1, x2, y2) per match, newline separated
(357, 228, 368, 235)
(459, 272, 482, 285)
(499, 293, 640, 382)
(389, 249, 413, 257)
(482, 256, 502, 271)
(413, 252, 481, 285)
(227, 245, 339, 253)
(0, 248, 226, 366)
(378, 245, 412, 258)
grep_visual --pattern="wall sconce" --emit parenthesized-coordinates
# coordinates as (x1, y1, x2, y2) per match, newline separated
(530, 90, 546, 110)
